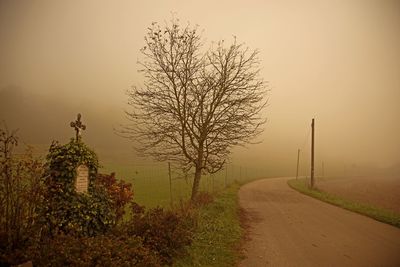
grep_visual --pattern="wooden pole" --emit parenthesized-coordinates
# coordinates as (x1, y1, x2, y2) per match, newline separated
(296, 149, 300, 179)
(168, 162, 172, 206)
(211, 173, 214, 192)
(225, 165, 228, 188)
(311, 118, 315, 188)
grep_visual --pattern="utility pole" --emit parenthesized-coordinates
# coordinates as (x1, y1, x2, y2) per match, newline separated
(322, 161, 325, 178)
(296, 149, 300, 179)
(311, 118, 315, 188)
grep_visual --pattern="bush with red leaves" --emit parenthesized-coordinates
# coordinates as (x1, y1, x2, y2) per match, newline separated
(97, 172, 133, 222)
(123, 203, 196, 265)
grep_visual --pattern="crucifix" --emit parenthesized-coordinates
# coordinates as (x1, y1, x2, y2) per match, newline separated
(70, 113, 86, 141)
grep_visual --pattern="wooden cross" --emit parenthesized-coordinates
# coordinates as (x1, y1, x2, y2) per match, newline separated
(70, 113, 86, 141)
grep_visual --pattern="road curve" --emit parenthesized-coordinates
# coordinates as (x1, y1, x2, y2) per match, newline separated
(239, 177, 400, 267)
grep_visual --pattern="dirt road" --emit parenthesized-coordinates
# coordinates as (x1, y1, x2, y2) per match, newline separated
(239, 177, 400, 267)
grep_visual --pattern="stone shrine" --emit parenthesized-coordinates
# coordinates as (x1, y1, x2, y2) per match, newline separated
(75, 164, 89, 193)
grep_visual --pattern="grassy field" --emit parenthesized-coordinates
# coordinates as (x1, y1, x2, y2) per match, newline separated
(100, 162, 262, 207)
(173, 183, 244, 267)
(288, 178, 400, 228)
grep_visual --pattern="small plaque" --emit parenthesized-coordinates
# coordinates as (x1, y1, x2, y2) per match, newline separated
(75, 165, 89, 193)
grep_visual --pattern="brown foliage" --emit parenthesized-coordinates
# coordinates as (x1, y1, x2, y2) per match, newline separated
(2, 234, 161, 267)
(96, 172, 133, 222)
(123, 203, 196, 265)
(191, 191, 214, 207)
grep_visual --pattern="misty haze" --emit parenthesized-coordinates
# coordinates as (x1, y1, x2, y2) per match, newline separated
(1, 0, 399, 266)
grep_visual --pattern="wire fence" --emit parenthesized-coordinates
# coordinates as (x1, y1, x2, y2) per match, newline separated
(9, 142, 266, 207)
(101, 162, 265, 207)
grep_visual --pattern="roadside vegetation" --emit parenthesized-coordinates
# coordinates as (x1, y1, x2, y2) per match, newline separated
(1, 125, 247, 266)
(174, 183, 244, 267)
(288, 178, 400, 228)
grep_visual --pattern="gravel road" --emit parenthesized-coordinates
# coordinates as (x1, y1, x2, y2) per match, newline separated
(239, 177, 400, 267)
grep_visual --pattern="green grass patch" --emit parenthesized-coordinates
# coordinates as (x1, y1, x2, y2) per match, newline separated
(173, 183, 243, 267)
(100, 162, 261, 208)
(288, 178, 400, 228)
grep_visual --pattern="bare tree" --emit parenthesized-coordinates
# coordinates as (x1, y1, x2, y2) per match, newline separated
(123, 20, 267, 199)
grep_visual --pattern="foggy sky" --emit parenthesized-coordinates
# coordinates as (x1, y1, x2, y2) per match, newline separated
(1, 0, 399, 176)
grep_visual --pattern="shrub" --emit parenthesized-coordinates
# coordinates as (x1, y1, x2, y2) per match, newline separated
(97, 172, 133, 222)
(40, 139, 115, 237)
(191, 191, 214, 207)
(124, 203, 195, 265)
(1, 234, 161, 267)
(40, 184, 115, 236)
(0, 127, 45, 252)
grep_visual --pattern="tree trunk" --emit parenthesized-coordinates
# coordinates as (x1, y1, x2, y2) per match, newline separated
(191, 167, 202, 200)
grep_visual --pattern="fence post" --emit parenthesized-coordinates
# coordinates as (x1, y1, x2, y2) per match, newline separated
(212, 173, 214, 192)
(168, 162, 172, 206)
(296, 149, 300, 179)
(225, 165, 228, 188)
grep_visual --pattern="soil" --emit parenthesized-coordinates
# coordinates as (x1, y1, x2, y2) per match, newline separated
(315, 176, 400, 214)
(238, 177, 400, 267)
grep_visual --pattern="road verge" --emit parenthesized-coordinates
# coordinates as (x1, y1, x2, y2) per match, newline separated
(174, 183, 244, 267)
(288, 178, 400, 228)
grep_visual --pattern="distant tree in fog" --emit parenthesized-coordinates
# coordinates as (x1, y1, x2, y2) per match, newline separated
(123, 19, 268, 199)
